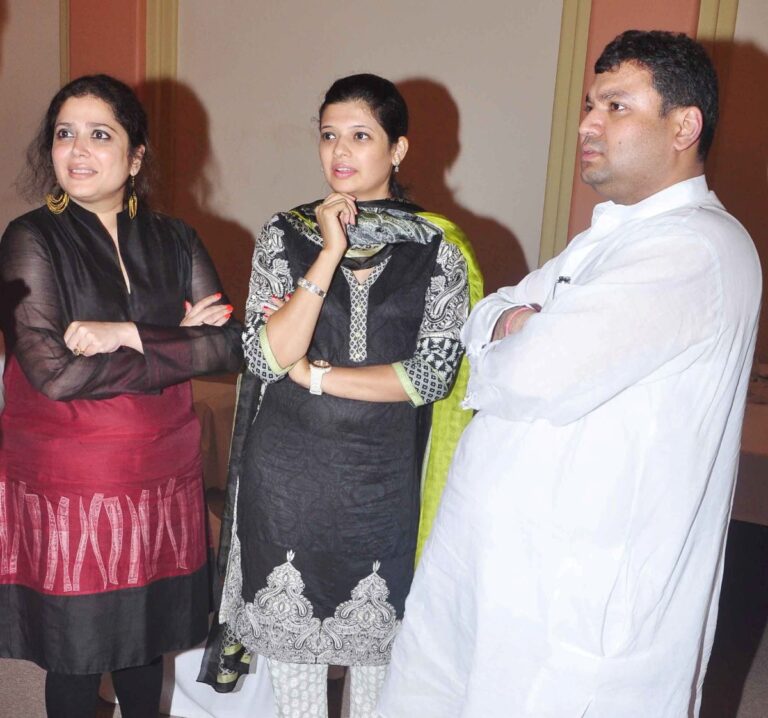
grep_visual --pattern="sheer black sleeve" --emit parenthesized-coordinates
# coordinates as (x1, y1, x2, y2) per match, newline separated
(136, 227, 243, 388)
(0, 219, 242, 401)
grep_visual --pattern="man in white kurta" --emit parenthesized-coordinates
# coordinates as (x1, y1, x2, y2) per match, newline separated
(379, 31, 761, 718)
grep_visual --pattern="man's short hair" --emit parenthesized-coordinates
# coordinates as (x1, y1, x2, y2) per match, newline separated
(595, 30, 719, 161)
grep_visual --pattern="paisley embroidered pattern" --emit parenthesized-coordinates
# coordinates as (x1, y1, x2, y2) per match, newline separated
(226, 552, 399, 665)
(423, 241, 469, 338)
(345, 208, 438, 248)
(287, 204, 442, 250)
(243, 218, 294, 382)
(401, 241, 468, 402)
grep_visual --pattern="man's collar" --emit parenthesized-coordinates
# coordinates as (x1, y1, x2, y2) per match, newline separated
(591, 175, 711, 225)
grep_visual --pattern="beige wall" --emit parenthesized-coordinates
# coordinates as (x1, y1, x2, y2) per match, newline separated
(174, 0, 564, 312)
(0, 0, 60, 232)
(0, 0, 60, 403)
(733, 0, 768, 54)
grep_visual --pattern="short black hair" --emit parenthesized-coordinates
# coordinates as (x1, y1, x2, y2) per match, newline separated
(20, 74, 153, 203)
(319, 73, 408, 199)
(595, 30, 718, 161)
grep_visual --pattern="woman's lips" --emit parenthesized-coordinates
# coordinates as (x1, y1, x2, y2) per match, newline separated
(333, 165, 356, 178)
(68, 166, 96, 177)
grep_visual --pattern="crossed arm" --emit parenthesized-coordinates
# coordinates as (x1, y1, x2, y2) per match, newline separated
(461, 232, 720, 425)
(0, 221, 242, 401)
(243, 203, 469, 406)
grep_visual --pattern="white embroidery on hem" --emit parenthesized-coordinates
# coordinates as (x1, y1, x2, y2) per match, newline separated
(226, 551, 399, 666)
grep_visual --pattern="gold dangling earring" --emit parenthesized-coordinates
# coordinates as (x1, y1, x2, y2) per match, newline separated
(45, 190, 69, 214)
(127, 175, 138, 219)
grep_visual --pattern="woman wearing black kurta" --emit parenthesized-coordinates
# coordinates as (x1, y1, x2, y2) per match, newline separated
(0, 75, 241, 718)
(204, 75, 480, 717)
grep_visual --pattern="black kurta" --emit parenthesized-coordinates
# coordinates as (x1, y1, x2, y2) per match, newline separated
(206, 200, 469, 674)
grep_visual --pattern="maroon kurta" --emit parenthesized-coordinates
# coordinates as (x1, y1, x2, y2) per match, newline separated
(0, 201, 242, 673)
(0, 357, 207, 597)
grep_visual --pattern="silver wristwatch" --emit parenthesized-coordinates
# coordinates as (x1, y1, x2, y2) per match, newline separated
(309, 360, 331, 395)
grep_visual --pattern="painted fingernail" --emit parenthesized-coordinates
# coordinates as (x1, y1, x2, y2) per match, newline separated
(226, 305, 233, 311)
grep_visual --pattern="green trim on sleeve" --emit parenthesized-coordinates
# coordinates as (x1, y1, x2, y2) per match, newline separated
(392, 362, 425, 407)
(258, 324, 292, 375)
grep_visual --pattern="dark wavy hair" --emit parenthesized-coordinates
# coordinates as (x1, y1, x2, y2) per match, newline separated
(595, 30, 718, 161)
(319, 73, 409, 199)
(19, 74, 154, 203)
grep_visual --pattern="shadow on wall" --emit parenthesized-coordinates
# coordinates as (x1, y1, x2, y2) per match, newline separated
(140, 79, 256, 321)
(706, 41, 768, 364)
(397, 78, 528, 294)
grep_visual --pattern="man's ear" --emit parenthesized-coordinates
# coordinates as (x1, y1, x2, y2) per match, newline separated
(673, 106, 703, 153)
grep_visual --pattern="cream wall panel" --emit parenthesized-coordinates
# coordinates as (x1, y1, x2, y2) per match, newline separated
(734, 0, 768, 46)
(0, 0, 61, 231)
(176, 0, 562, 297)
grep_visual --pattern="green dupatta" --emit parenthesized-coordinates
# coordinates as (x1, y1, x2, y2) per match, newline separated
(415, 212, 484, 561)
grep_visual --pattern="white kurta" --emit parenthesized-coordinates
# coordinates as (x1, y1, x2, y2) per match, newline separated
(378, 177, 761, 718)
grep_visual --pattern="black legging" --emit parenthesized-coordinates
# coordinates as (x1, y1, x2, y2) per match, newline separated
(45, 657, 163, 718)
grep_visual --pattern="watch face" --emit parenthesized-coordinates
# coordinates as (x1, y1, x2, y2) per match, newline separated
(311, 359, 330, 369)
